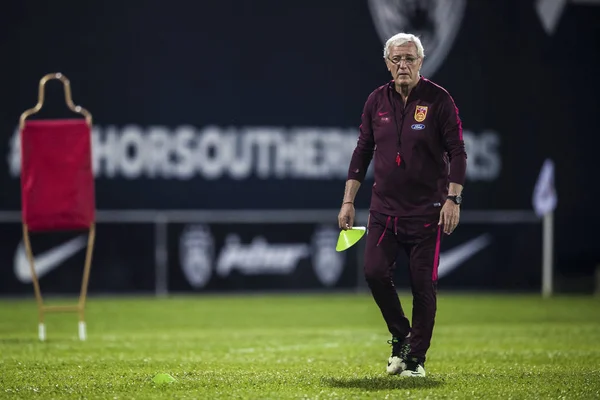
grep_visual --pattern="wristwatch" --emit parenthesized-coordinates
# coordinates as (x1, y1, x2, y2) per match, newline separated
(447, 195, 462, 205)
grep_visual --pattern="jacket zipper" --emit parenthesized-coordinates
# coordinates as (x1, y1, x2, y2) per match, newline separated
(393, 101, 405, 166)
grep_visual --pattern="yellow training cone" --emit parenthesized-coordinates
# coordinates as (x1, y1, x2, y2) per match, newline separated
(336, 227, 366, 252)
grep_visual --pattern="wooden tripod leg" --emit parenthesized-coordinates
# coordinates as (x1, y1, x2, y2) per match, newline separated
(78, 223, 96, 341)
(22, 223, 46, 341)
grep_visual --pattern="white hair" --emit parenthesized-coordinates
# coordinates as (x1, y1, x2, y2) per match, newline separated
(383, 33, 425, 59)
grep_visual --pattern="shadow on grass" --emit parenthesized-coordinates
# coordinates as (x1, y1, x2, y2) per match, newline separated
(322, 376, 444, 391)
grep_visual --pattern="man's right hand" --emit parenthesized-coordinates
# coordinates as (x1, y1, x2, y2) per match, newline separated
(338, 202, 355, 230)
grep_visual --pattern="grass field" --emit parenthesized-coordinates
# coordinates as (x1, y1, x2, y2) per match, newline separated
(0, 293, 599, 399)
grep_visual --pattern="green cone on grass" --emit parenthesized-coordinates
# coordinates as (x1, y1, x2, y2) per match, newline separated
(152, 373, 177, 384)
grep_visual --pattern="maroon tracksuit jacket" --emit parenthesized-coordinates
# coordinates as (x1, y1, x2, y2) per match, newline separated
(348, 77, 467, 216)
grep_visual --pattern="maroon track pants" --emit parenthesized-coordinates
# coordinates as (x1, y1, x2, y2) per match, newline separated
(364, 210, 443, 361)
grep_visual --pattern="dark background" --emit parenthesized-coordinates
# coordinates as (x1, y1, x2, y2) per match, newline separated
(0, 0, 598, 293)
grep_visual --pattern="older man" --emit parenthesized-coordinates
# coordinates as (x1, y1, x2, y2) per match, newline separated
(338, 32, 467, 377)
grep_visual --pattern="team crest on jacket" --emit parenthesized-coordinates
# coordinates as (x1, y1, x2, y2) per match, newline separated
(415, 105, 428, 122)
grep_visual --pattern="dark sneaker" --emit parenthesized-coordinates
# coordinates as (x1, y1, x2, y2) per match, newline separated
(386, 335, 411, 375)
(399, 356, 426, 377)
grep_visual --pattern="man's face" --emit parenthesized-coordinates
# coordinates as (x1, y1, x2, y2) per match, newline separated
(385, 42, 422, 87)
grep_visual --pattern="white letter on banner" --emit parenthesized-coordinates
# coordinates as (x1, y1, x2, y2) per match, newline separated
(229, 129, 253, 180)
(251, 127, 280, 179)
(93, 126, 120, 178)
(197, 126, 228, 180)
(172, 125, 196, 180)
(118, 125, 146, 179)
(146, 126, 172, 178)
(275, 130, 298, 179)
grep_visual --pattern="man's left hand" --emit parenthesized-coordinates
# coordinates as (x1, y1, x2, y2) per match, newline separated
(438, 200, 460, 235)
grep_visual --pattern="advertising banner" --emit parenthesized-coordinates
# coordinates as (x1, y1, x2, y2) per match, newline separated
(0, 223, 156, 295)
(0, 216, 542, 295)
(169, 223, 360, 292)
